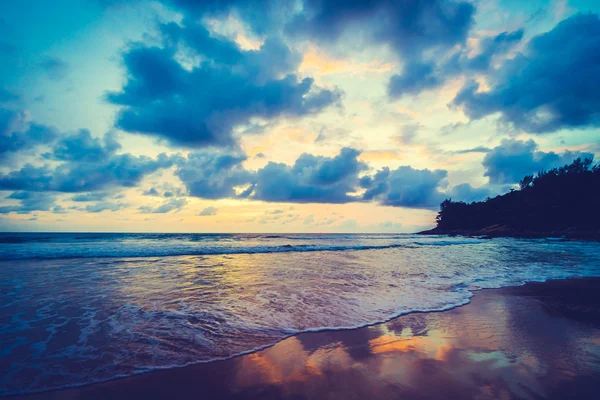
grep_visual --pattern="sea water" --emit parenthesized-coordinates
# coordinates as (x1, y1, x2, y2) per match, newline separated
(1, 233, 599, 395)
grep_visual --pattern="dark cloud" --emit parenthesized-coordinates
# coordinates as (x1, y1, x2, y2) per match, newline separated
(44, 129, 121, 162)
(143, 187, 160, 196)
(167, 0, 281, 36)
(38, 57, 69, 81)
(460, 29, 524, 71)
(70, 192, 111, 202)
(0, 191, 59, 214)
(389, 28, 523, 97)
(362, 165, 495, 206)
(107, 20, 340, 148)
(139, 198, 187, 213)
(175, 147, 466, 209)
(0, 108, 58, 159)
(85, 202, 128, 213)
(142, 184, 185, 198)
(52, 153, 177, 192)
(52, 205, 68, 214)
(251, 147, 366, 203)
(453, 146, 491, 154)
(290, 0, 474, 58)
(175, 152, 254, 198)
(110, 1, 476, 103)
(482, 139, 594, 184)
(198, 206, 218, 216)
(453, 14, 600, 133)
(388, 61, 441, 96)
(0, 130, 179, 192)
(176, 148, 368, 204)
(361, 166, 448, 209)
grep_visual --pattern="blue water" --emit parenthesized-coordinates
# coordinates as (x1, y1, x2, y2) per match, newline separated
(1, 233, 599, 395)
(0, 232, 475, 260)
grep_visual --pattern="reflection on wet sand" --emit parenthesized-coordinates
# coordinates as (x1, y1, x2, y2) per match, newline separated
(19, 279, 600, 400)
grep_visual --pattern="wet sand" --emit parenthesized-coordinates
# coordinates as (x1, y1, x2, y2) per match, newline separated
(15, 278, 600, 400)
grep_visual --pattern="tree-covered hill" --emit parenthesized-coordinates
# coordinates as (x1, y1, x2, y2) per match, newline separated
(421, 158, 600, 240)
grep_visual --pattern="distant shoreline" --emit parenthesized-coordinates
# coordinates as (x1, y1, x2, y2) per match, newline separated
(418, 225, 600, 241)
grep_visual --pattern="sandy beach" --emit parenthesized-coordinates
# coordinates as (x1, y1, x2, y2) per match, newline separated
(13, 277, 600, 400)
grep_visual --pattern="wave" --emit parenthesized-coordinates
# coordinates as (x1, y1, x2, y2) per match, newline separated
(0, 238, 486, 260)
(0, 243, 406, 260)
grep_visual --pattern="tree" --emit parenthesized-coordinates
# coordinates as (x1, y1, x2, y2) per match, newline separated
(433, 157, 599, 236)
(519, 174, 533, 190)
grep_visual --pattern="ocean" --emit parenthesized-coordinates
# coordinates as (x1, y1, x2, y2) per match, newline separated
(1, 232, 599, 395)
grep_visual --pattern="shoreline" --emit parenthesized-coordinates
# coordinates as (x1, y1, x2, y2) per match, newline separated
(12, 277, 600, 400)
(418, 226, 600, 241)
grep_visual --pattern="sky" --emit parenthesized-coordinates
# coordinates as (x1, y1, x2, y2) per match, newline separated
(0, 0, 599, 233)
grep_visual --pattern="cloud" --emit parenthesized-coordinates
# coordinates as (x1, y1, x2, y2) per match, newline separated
(175, 152, 254, 198)
(175, 146, 468, 209)
(0, 129, 179, 192)
(143, 187, 160, 196)
(0, 108, 58, 159)
(38, 57, 69, 80)
(389, 28, 523, 98)
(198, 206, 218, 216)
(388, 61, 441, 96)
(453, 146, 491, 154)
(139, 198, 188, 213)
(251, 147, 366, 203)
(165, 0, 280, 35)
(482, 139, 594, 184)
(289, 0, 474, 58)
(114, 1, 475, 108)
(0, 191, 59, 214)
(177, 147, 368, 204)
(447, 183, 493, 203)
(71, 192, 111, 202)
(107, 21, 341, 148)
(85, 202, 128, 213)
(44, 129, 121, 162)
(458, 29, 524, 72)
(453, 14, 600, 133)
(360, 166, 448, 209)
